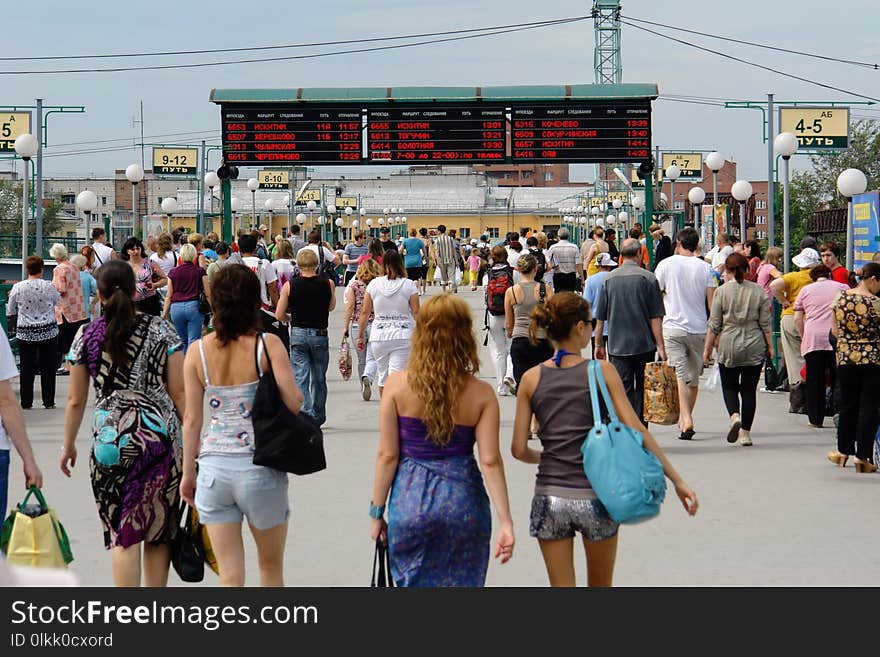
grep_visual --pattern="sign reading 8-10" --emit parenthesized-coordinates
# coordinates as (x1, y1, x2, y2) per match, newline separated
(779, 107, 849, 149)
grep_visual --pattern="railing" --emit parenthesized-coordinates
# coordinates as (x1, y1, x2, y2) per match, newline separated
(0, 235, 87, 260)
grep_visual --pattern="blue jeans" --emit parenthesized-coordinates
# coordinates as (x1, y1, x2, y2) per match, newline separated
(0, 449, 10, 522)
(290, 327, 330, 425)
(170, 300, 203, 353)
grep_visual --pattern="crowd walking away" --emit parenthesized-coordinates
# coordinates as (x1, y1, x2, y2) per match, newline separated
(1, 220, 877, 590)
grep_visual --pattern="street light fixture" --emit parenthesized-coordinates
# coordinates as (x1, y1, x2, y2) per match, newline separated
(688, 186, 706, 244)
(15, 133, 39, 277)
(160, 197, 178, 233)
(231, 197, 241, 234)
(837, 168, 868, 271)
(774, 132, 799, 272)
(706, 151, 725, 211)
(731, 180, 754, 244)
(264, 198, 275, 231)
(125, 163, 145, 239)
(246, 177, 259, 230)
(205, 171, 220, 219)
(632, 193, 645, 226)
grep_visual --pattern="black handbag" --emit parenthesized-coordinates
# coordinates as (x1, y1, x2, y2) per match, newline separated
(788, 382, 807, 415)
(171, 503, 205, 583)
(197, 272, 211, 315)
(251, 334, 327, 475)
(764, 354, 786, 392)
(370, 539, 394, 588)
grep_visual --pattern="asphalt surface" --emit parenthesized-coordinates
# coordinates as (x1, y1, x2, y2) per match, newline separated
(7, 284, 878, 586)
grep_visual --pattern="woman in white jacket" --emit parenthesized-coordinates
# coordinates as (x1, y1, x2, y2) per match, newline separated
(356, 249, 420, 397)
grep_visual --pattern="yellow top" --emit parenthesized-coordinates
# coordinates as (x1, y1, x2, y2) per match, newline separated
(586, 241, 609, 277)
(780, 269, 813, 317)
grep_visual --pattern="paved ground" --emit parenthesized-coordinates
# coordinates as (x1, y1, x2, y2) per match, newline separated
(7, 284, 879, 586)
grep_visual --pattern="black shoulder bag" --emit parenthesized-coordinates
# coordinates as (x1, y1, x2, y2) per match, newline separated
(251, 334, 327, 475)
(370, 539, 394, 588)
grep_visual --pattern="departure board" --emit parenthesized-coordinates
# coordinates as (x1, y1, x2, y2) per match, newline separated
(367, 106, 506, 163)
(219, 100, 651, 165)
(510, 103, 651, 163)
(221, 106, 362, 165)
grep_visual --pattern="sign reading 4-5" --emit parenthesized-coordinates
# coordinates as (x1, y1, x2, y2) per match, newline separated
(0, 112, 33, 152)
(779, 107, 850, 150)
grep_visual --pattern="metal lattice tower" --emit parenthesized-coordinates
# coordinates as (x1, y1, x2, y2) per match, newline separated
(592, 0, 622, 84)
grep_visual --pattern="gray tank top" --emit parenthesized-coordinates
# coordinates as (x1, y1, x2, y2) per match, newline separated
(512, 281, 546, 340)
(530, 360, 604, 497)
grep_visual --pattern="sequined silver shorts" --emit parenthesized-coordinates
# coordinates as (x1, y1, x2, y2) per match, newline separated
(529, 494, 619, 541)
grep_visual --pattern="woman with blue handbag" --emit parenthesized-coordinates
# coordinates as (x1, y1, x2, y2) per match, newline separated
(512, 292, 698, 587)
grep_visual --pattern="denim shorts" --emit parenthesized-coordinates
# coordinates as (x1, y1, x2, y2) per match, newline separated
(529, 493, 619, 542)
(195, 456, 289, 530)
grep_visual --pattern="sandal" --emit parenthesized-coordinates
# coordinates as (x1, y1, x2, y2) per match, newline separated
(678, 428, 696, 441)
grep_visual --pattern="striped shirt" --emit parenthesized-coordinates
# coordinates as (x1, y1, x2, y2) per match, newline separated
(435, 233, 457, 265)
(549, 240, 580, 274)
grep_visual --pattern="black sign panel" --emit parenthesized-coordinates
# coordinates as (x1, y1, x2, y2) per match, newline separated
(367, 106, 506, 164)
(220, 100, 651, 165)
(510, 103, 651, 163)
(222, 106, 362, 165)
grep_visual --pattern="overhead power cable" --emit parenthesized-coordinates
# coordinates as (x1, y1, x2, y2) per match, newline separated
(0, 16, 590, 62)
(0, 17, 587, 75)
(51, 129, 220, 148)
(622, 15, 878, 70)
(619, 19, 879, 103)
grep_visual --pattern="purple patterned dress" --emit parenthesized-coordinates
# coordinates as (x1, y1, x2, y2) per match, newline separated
(68, 313, 183, 549)
(387, 416, 491, 587)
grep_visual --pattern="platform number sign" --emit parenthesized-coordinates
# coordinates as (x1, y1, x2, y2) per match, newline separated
(258, 170, 289, 189)
(662, 152, 703, 180)
(152, 147, 198, 175)
(0, 112, 33, 152)
(779, 107, 849, 150)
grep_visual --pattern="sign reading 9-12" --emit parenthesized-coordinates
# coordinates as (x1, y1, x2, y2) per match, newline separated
(152, 147, 198, 175)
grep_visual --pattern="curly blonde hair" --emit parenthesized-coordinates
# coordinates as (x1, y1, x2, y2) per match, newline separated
(407, 294, 480, 446)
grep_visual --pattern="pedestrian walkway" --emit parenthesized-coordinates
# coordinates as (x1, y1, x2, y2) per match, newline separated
(8, 285, 878, 586)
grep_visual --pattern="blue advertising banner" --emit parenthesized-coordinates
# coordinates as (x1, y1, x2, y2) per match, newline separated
(852, 191, 880, 270)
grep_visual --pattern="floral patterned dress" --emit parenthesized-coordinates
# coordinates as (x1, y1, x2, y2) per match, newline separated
(68, 313, 183, 549)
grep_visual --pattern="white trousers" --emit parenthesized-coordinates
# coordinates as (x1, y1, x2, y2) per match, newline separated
(487, 314, 513, 392)
(371, 338, 411, 388)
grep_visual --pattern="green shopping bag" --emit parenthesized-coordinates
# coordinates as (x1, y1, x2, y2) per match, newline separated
(1, 486, 74, 568)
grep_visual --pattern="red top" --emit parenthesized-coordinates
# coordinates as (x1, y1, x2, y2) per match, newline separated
(830, 265, 850, 285)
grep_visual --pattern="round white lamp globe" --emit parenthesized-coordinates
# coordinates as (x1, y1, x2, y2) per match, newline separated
(688, 187, 706, 205)
(731, 180, 754, 202)
(160, 197, 178, 214)
(76, 190, 98, 213)
(706, 151, 725, 172)
(205, 171, 220, 189)
(665, 164, 682, 181)
(125, 163, 145, 184)
(246, 178, 259, 192)
(837, 168, 868, 197)
(306, 200, 317, 212)
(296, 213, 306, 225)
(774, 132, 799, 158)
(13, 133, 39, 159)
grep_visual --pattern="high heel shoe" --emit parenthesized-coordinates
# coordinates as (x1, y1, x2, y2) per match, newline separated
(854, 459, 878, 473)
(827, 451, 849, 467)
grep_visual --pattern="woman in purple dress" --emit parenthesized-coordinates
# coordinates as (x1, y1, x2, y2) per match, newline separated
(61, 260, 185, 587)
(369, 294, 515, 586)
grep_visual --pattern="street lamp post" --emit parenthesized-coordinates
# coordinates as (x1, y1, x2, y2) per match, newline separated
(688, 187, 707, 246)
(632, 194, 644, 229)
(731, 180, 754, 244)
(327, 204, 338, 243)
(344, 206, 353, 242)
(774, 132, 799, 273)
(246, 177, 259, 231)
(264, 198, 275, 234)
(230, 197, 241, 235)
(125, 163, 145, 239)
(665, 165, 681, 228)
(837, 168, 868, 271)
(705, 152, 726, 250)
(14, 133, 39, 277)
(160, 197, 178, 233)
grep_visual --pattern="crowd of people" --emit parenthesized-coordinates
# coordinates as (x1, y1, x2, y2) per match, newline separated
(0, 218, 877, 588)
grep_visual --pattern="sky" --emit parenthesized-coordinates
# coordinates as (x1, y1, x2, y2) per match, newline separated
(1, 0, 877, 182)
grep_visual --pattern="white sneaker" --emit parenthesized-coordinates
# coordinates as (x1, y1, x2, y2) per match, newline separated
(497, 387, 510, 397)
(738, 433, 753, 447)
(361, 377, 372, 401)
(503, 377, 517, 396)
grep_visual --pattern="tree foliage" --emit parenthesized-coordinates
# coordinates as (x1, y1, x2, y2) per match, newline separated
(0, 179, 64, 235)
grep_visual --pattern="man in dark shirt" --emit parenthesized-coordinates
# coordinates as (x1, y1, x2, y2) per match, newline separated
(379, 227, 398, 252)
(594, 238, 667, 425)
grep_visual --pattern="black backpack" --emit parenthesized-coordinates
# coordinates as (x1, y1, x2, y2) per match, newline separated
(316, 246, 338, 282)
(529, 247, 547, 282)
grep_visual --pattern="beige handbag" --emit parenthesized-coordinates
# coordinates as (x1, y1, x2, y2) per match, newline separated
(643, 362, 680, 425)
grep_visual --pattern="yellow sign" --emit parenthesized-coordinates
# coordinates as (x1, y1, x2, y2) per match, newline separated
(258, 170, 289, 189)
(298, 189, 321, 202)
(0, 112, 32, 152)
(780, 107, 849, 149)
(607, 191, 629, 204)
(588, 197, 603, 208)
(334, 196, 357, 208)
(662, 152, 703, 179)
(152, 147, 198, 175)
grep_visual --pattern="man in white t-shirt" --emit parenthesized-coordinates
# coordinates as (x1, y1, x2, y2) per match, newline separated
(239, 234, 286, 350)
(302, 231, 341, 266)
(655, 227, 717, 441)
(0, 326, 42, 520)
(90, 227, 115, 272)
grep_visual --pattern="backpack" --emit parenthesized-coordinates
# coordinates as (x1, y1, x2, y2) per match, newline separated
(316, 246, 338, 282)
(90, 318, 172, 468)
(530, 247, 547, 282)
(486, 265, 513, 316)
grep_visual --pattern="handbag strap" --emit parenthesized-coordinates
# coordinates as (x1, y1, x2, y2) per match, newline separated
(17, 485, 49, 513)
(588, 360, 619, 425)
(253, 334, 267, 379)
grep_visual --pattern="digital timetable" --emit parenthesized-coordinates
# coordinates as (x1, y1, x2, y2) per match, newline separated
(219, 100, 652, 166)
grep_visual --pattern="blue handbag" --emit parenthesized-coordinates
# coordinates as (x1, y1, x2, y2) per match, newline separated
(582, 360, 667, 524)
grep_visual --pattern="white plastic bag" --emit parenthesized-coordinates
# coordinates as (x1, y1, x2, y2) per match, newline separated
(703, 363, 720, 391)
(433, 267, 442, 282)
(454, 268, 463, 286)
